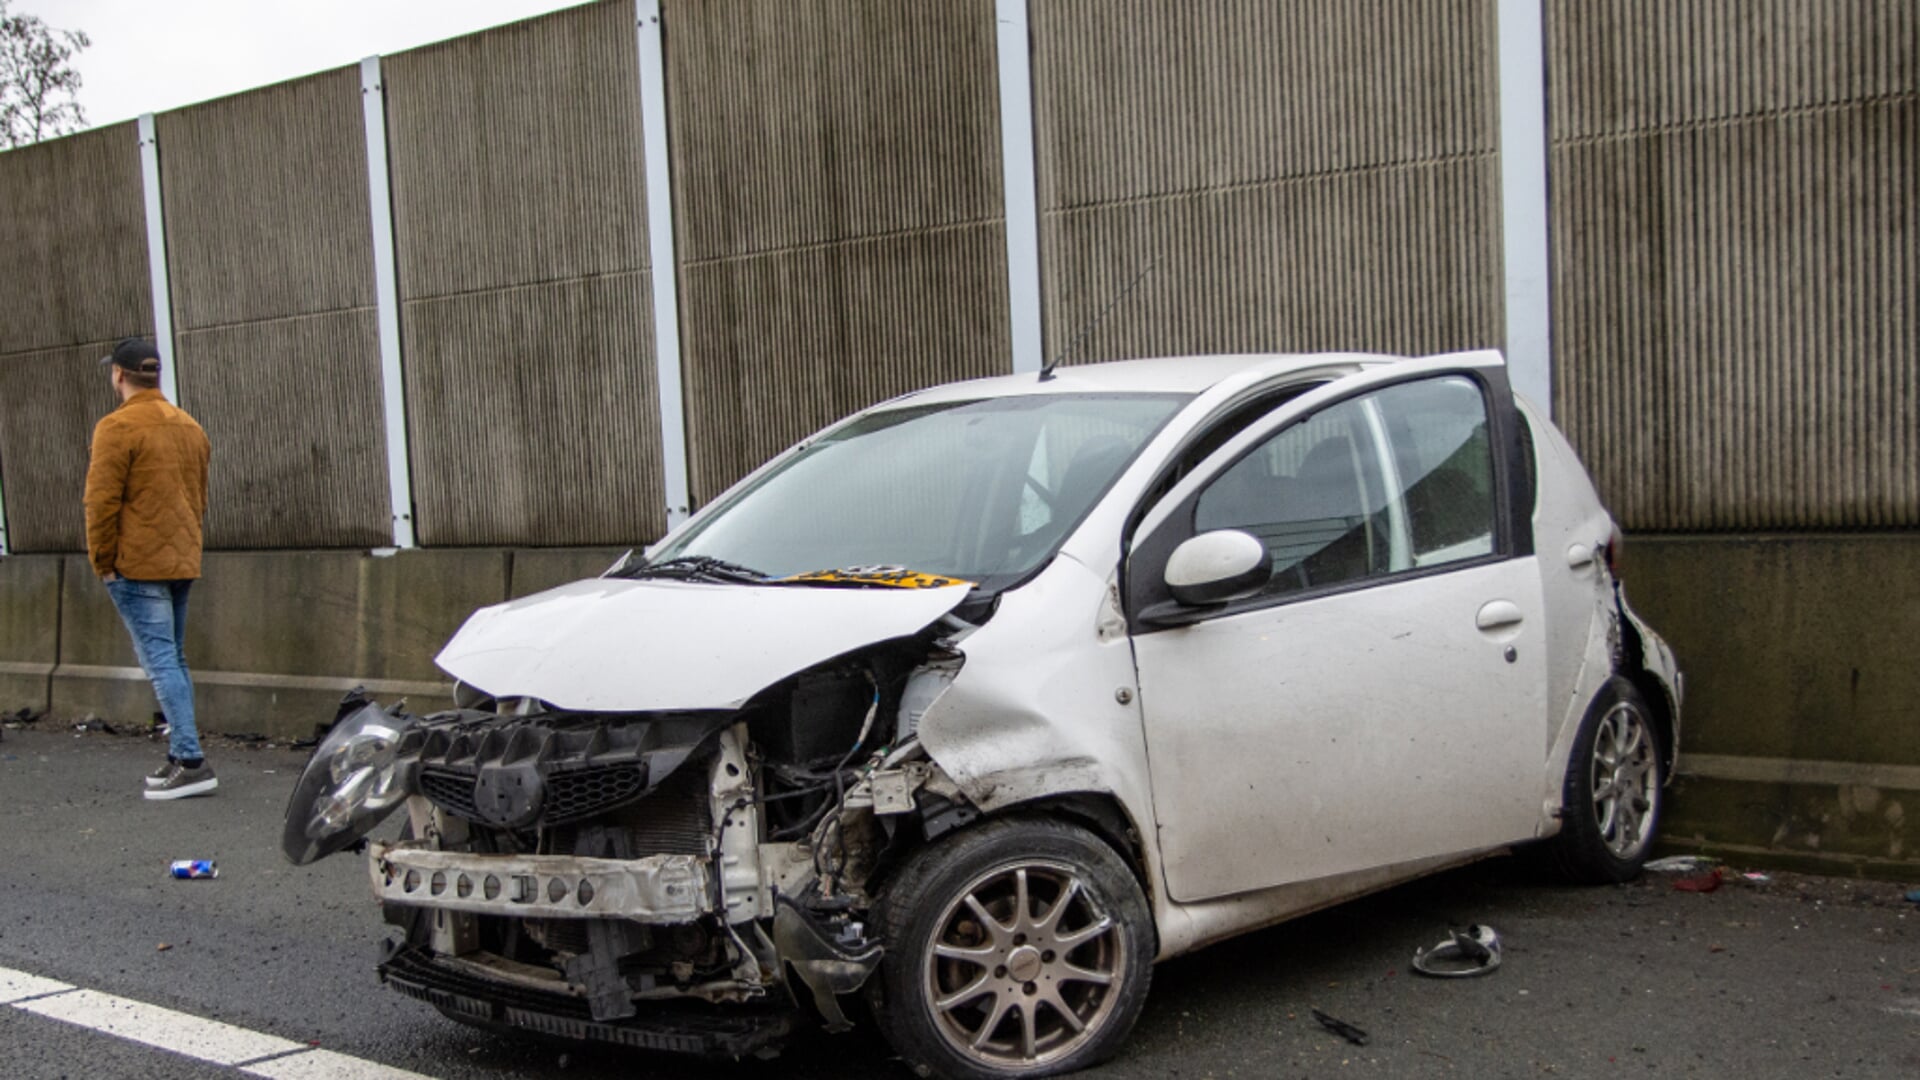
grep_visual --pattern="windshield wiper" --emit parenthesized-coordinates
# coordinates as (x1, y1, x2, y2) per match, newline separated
(612, 555, 769, 584)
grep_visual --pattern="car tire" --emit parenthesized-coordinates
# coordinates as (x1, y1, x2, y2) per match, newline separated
(867, 817, 1154, 1080)
(1541, 677, 1664, 884)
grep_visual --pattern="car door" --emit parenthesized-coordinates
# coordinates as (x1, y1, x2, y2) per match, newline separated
(1127, 361, 1548, 903)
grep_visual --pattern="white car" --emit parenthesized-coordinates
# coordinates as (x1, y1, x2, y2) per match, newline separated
(283, 350, 1681, 1079)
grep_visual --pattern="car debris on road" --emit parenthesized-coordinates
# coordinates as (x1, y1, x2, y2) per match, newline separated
(1410, 924, 1503, 978)
(1644, 855, 1713, 872)
(1310, 1007, 1369, 1046)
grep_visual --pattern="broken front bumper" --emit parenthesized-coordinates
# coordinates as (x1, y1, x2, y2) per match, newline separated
(369, 841, 713, 923)
(379, 943, 798, 1058)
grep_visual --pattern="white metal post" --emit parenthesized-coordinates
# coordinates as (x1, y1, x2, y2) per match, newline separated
(0, 449, 10, 555)
(1497, 0, 1554, 412)
(360, 57, 417, 549)
(994, 0, 1045, 374)
(636, 0, 692, 530)
(136, 114, 179, 404)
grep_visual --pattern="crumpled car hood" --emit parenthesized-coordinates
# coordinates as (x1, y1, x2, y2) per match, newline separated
(435, 578, 973, 712)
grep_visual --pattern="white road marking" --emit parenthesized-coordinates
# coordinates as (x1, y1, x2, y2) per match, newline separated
(0, 964, 438, 1079)
(0, 969, 72, 1003)
(16, 989, 305, 1065)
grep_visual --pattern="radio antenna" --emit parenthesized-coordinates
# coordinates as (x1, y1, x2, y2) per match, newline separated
(1039, 259, 1157, 381)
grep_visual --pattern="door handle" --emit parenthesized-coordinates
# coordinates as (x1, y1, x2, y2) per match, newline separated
(1475, 600, 1524, 631)
(1566, 543, 1594, 570)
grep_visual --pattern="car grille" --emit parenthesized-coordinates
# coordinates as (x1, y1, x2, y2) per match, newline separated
(419, 763, 654, 828)
(419, 767, 482, 820)
(546, 764, 649, 825)
(405, 712, 727, 832)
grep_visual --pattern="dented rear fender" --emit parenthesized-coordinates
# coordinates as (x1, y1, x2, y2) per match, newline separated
(1617, 593, 1683, 779)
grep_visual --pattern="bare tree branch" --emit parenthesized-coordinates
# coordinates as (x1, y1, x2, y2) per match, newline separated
(0, 0, 90, 149)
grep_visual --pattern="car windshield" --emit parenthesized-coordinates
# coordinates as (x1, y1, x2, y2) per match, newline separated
(649, 393, 1187, 593)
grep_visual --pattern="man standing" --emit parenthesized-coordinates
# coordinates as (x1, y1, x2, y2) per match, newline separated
(84, 337, 215, 800)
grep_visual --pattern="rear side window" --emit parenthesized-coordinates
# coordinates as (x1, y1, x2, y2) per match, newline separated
(1382, 376, 1496, 566)
(1192, 375, 1496, 599)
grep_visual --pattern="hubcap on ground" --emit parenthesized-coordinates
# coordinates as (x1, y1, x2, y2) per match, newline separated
(922, 860, 1127, 1069)
(1590, 701, 1658, 857)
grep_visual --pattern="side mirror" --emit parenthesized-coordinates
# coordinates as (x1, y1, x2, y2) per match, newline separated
(1165, 530, 1272, 606)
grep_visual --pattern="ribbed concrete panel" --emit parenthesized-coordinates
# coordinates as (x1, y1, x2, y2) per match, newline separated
(669, 0, 1009, 503)
(180, 313, 390, 548)
(0, 123, 151, 353)
(0, 344, 122, 552)
(1550, 0, 1916, 139)
(668, 0, 1002, 260)
(150, 65, 389, 549)
(157, 67, 374, 331)
(385, 0, 660, 546)
(1549, 2, 1919, 531)
(384, 0, 649, 298)
(1032, 0, 1497, 209)
(1042, 160, 1503, 364)
(1030, 0, 1502, 364)
(402, 273, 665, 546)
(681, 228, 1010, 503)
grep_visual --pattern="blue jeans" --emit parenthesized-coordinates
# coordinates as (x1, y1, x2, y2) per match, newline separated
(105, 578, 203, 762)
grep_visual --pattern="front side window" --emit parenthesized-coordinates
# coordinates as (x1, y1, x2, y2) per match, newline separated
(1192, 375, 1495, 600)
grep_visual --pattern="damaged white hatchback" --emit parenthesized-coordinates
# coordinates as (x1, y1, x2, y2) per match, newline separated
(282, 350, 1681, 1079)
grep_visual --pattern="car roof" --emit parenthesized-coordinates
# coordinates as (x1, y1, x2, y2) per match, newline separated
(890, 351, 1439, 405)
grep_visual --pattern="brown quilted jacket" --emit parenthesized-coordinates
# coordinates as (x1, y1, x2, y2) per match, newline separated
(83, 390, 211, 580)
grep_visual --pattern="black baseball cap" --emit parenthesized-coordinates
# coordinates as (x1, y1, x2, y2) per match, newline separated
(101, 337, 162, 373)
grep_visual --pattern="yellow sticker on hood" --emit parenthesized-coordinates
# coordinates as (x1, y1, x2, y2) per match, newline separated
(779, 567, 974, 590)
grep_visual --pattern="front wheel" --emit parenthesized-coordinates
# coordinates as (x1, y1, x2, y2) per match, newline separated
(868, 817, 1154, 1079)
(1542, 677, 1664, 883)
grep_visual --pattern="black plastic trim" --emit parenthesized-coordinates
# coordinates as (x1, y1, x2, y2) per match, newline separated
(380, 945, 798, 1059)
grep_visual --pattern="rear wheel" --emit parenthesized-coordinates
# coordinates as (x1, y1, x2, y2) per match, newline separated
(1543, 677, 1664, 883)
(869, 817, 1153, 1079)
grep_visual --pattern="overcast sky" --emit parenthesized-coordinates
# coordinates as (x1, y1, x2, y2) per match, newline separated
(35, 0, 594, 131)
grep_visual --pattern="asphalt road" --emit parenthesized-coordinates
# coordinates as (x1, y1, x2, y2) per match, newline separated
(1, 724, 1915, 1080)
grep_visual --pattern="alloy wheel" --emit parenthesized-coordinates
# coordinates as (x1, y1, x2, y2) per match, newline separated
(922, 859, 1129, 1070)
(1589, 701, 1658, 857)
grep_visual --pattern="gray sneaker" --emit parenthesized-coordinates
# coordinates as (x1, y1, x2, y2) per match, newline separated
(145, 759, 175, 789)
(144, 762, 217, 801)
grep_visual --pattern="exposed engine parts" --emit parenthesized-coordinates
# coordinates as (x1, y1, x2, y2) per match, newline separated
(300, 638, 968, 1040)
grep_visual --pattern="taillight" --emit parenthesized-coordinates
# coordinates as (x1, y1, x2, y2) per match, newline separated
(1603, 525, 1624, 579)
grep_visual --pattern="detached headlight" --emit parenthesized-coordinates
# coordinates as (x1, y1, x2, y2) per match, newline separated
(281, 702, 419, 866)
(325, 720, 408, 804)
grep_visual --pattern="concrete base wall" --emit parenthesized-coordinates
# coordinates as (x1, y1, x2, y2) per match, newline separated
(0, 555, 60, 711)
(1625, 534, 1920, 880)
(0, 546, 626, 740)
(1, 535, 1914, 877)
